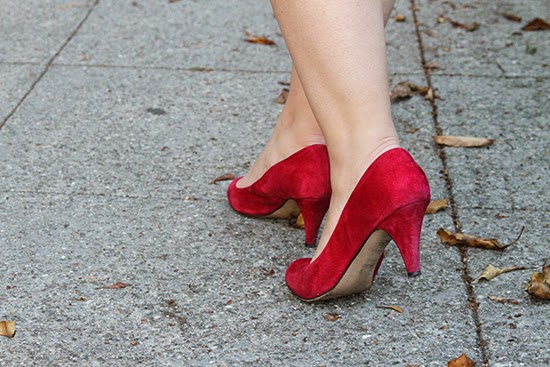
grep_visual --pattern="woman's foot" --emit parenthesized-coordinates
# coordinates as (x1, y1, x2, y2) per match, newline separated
(237, 65, 325, 189)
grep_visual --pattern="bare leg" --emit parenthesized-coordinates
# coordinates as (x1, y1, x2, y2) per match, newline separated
(269, 0, 399, 258)
(237, 0, 396, 188)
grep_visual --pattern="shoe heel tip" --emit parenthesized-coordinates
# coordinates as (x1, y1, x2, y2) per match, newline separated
(304, 242, 316, 248)
(408, 271, 421, 278)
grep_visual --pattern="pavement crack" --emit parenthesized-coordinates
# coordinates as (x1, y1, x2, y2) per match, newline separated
(0, 0, 100, 131)
(410, 0, 490, 365)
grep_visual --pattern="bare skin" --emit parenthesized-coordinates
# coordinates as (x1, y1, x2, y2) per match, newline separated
(237, 0, 396, 190)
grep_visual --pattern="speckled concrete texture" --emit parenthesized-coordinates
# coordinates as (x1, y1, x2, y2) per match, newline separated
(1, 0, 548, 366)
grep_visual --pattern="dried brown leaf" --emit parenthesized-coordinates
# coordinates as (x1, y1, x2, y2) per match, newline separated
(488, 295, 520, 305)
(0, 320, 16, 338)
(448, 19, 480, 32)
(244, 32, 276, 45)
(437, 227, 523, 250)
(525, 264, 550, 300)
(477, 264, 531, 282)
(395, 14, 406, 22)
(376, 305, 404, 313)
(209, 173, 235, 184)
(522, 18, 550, 31)
(448, 353, 476, 367)
(425, 199, 448, 214)
(390, 82, 430, 102)
(324, 313, 340, 322)
(276, 88, 289, 104)
(501, 13, 522, 23)
(432, 135, 494, 148)
(130, 340, 138, 346)
(100, 282, 130, 289)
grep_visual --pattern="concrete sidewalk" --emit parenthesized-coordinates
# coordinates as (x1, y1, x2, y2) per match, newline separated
(1, 0, 548, 366)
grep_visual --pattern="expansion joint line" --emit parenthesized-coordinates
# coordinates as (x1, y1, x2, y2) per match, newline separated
(0, 0, 101, 131)
(409, 0, 489, 365)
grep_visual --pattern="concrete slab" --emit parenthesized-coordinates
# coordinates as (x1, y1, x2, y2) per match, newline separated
(456, 209, 550, 366)
(54, 0, 423, 75)
(415, 0, 550, 77)
(55, 0, 291, 72)
(0, 64, 42, 123)
(0, 190, 477, 366)
(432, 75, 549, 212)
(0, 0, 96, 64)
(0, 66, 287, 196)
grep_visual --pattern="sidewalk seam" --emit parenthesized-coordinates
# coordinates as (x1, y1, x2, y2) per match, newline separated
(409, 0, 490, 365)
(0, 0, 100, 131)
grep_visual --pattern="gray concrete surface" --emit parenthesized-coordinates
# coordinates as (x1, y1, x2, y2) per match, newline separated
(1, 0, 548, 366)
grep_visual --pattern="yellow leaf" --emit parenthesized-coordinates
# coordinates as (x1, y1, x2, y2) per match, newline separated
(244, 32, 276, 45)
(437, 227, 523, 250)
(433, 135, 494, 148)
(448, 353, 476, 367)
(0, 320, 16, 338)
(425, 199, 448, 214)
(395, 14, 406, 22)
(292, 213, 305, 229)
(376, 305, 404, 313)
(525, 264, 550, 300)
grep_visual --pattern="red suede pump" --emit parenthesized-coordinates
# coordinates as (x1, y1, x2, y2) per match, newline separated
(227, 144, 331, 246)
(285, 148, 430, 301)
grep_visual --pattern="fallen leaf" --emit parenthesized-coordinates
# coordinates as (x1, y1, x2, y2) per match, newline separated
(501, 13, 522, 23)
(0, 321, 16, 338)
(99, 282, 130, 289)
(425, 199, 448, 214)
(73, 295, 87, 301)
(495, 213, 508, 219)
(448, 353, 476, 367)
(488, 296, 520, 305)
(424, 87, 435, 102)
(522, 18, 550, 31)
(226, 299, 233, 305)
(209, 173, 235, 184)
(292, 213, 305, 229)
(324, 313, 340, 322)
(448, 19, 480, 32)
(436, 227, 524, 250)
(390, 82, 430, 102)
(276, 88, 289, 104)
(432, 135, 494, 148)
(244, 32, 276, 45)
(130, 340, 138, 346)
(395, 14, 406, 22)
(525, 264, 550, 300)
(425, 62, 443, 71)
(477, 264, 532, 282)
(376, 305, 404, 313)
(260, 268, 275, 276)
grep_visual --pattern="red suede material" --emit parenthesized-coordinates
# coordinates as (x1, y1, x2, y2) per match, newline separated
(285, 148, 430, 300)
(227, 145, 331, 244)
(227, 144, 330, 214)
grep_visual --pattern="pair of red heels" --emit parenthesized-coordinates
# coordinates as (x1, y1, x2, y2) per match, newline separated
(227, 145, 430, 301)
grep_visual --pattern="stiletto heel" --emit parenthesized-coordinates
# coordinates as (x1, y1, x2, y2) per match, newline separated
(378, 201, 427, 277)
(295, 197, 330, 247)
(228, 144, 331, 246)
(285, 148, 430, 301)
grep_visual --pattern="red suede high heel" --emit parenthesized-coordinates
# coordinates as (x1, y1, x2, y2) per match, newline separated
(227, 144, 331, 246)
(285, 148, 430, 301)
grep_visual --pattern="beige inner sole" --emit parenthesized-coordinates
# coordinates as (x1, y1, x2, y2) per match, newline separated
(307, 230, 391, 302)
